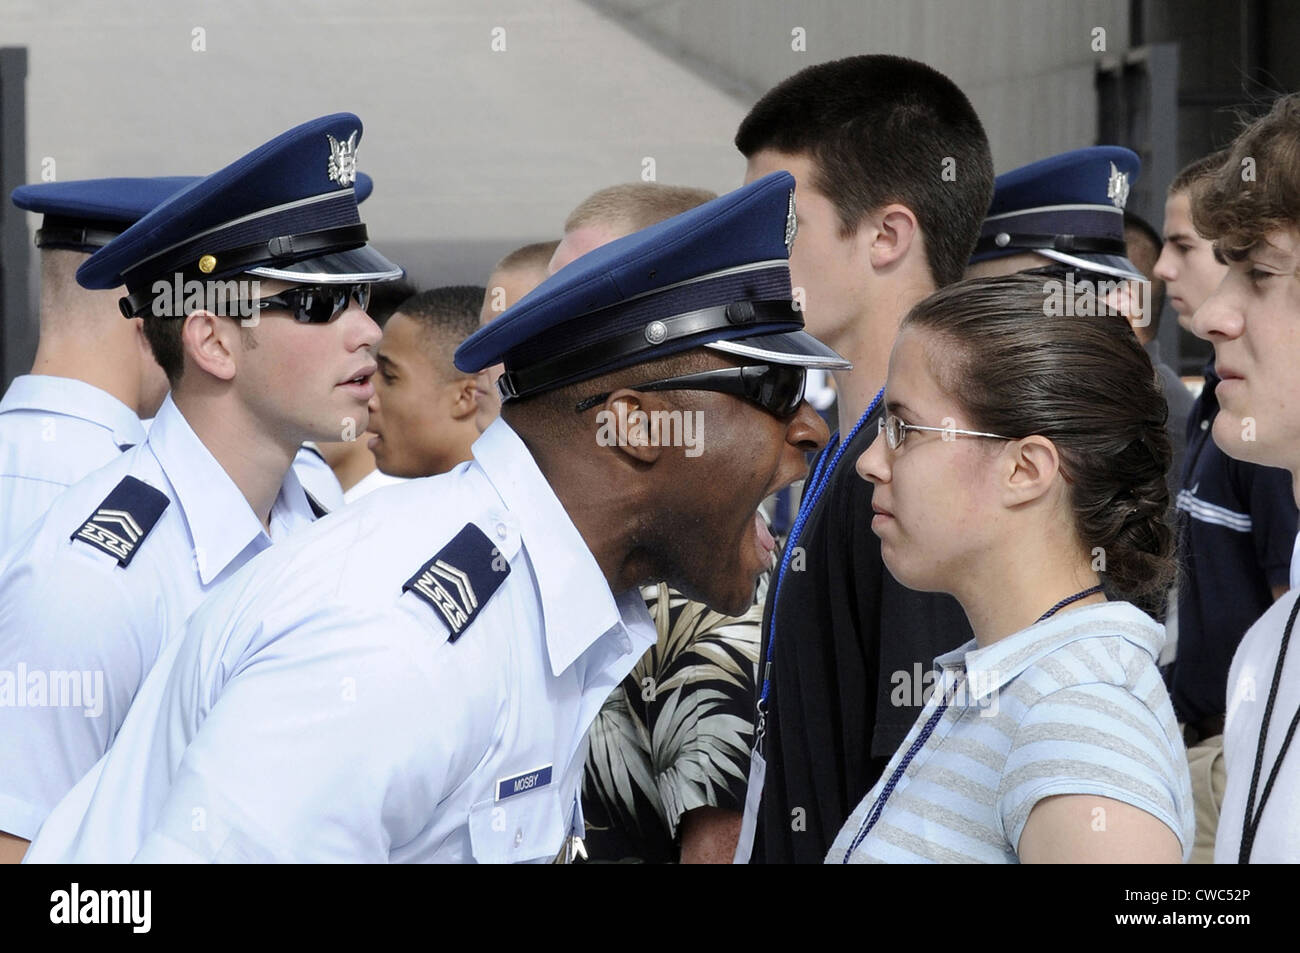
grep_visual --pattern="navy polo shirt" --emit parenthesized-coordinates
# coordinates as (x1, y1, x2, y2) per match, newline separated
(1170, 364, 1297, 725)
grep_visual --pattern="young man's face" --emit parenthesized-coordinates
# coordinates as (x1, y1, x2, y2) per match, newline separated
(1154, 191, 1228, 329)
(232, 278, 380, 444)
(1191, 228, 1300, 475)
(743, 150, 871, 349)
(475, 265, 549, 432)
(368, 311, 476, 477)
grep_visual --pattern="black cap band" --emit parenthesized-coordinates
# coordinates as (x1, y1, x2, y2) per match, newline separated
(120, 223, 370, 317)
(973, 231, 1128, 258)
(497, 298, 801, 401)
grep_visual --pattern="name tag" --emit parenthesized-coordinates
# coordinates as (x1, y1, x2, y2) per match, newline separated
(495, 765, 553, 801)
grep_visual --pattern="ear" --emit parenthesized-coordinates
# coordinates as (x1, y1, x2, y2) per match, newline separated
(180, 310, 238, 382)
(866, 203, 920, 271)
(593, 390, 666, 465)
(448, 376, 478, 420)
(998, 435, 1062, 508)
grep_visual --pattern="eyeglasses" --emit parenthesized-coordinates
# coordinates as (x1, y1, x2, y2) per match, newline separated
(878, 412, 1011, 451)
(574, 363, 807, 419)
(245, 282, 371, 324)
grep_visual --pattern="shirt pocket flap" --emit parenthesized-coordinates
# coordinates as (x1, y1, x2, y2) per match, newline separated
(468, 789, 566, 864)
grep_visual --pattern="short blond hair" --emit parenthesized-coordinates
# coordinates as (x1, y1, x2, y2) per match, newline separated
(563, 183, 716, 234)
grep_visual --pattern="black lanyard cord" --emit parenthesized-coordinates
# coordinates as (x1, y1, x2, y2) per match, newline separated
(1239, 595, 1300, 863)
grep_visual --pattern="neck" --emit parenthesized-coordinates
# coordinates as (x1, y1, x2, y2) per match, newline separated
(333, 444, 378, 493)
(172, 387, 297, 531)
(521, 433, 652, 595)
(436, 421, 480, 476)
(953, 537, 1105, 649)
(830, 280, 934, 433)
(31, 330, 141, 414)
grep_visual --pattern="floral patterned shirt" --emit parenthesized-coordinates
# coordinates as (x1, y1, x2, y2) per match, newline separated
(579, 577, 764, 862)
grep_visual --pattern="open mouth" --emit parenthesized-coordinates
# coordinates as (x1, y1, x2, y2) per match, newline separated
(752, 511, 776, 569)
(338, 365, 377, 399)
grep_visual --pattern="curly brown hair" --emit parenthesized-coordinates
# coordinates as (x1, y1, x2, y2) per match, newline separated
(1191, 93, 1300, 261)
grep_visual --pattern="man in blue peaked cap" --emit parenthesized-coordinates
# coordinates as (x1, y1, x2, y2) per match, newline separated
(26, 171, 847, 864)
(0, 173, 378, 554)
(0, 115, 397, 862)
(1, 176, 195, 553)
(965, 145, 1193, 497)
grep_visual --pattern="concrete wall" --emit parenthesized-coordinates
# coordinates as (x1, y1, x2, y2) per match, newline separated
(590, 0, 1135, 172)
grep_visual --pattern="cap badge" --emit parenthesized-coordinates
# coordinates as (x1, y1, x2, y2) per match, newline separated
(327, 130, 359, 187)
(1107, 162, 1130, 209)
(784, 190, 798, 254)
(644, 320, 668, 345)
(198, 254, 217, 274)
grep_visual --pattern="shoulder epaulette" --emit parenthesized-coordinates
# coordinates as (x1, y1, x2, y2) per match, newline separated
(402, 523, 510, 642)
(70, 475, 169, 567)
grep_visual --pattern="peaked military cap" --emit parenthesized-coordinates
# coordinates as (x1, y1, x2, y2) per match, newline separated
(11, 173, 374, 259)
(971, 146, 1144, 281)
(77, 113, 399, 315)
(455, 171, 849, 401)
(12, 177, 199, 254)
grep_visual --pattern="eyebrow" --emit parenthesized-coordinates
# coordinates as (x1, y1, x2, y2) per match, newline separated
(1163, 230, 1195, 244)
(885, 399, 913, 418)
(376, 351, 400, 373)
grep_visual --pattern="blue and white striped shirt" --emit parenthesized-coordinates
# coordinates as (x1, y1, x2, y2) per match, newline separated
(826, 601, 1194, 863)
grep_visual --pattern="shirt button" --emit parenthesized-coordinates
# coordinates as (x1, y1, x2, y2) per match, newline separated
(496, 522, 508, 540)
(514, 828, 523, 847)
(1201, 419, 1210, 431)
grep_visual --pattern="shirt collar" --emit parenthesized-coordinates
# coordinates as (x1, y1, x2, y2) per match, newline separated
(471, 417, 634, 677)
(0, 375, 145, 447)
(933, 601, 1164, 703)
(146, 394, 316, 584)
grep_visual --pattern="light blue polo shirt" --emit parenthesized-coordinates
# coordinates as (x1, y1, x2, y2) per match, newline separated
(827, 601, 1195, 863)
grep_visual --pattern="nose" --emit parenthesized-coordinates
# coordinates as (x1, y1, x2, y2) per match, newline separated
(1152, 244, 1177, 283)
(346, 300, 382, 350)
(855, 424, 890, 485)
(366, 388, 381, 418)
(786, 400, 830, 454)
(1190, 274, 1242, 342)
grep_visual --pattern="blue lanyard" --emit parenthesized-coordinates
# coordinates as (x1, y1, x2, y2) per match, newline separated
(757, 386, 885, 721)
(842, 584, 1106, 860)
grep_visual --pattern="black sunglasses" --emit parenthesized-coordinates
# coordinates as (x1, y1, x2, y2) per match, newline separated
(244, 282, 372, 324)
(574, 363, 807, 419)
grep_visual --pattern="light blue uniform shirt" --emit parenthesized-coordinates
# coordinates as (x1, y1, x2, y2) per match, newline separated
(826, 601, 1195, 863)
(0, 375, 146, 553)
(25, 418, 656, 863)
(0, 394, 316, 839)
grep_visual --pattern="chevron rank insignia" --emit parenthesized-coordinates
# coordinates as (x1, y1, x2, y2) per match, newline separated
(402, 523, 509, 642)
(70, 476, 169, 567)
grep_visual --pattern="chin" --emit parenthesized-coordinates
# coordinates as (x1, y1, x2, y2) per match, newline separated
(1211, 410, 1264, 465)
(674, 572, 756, 619)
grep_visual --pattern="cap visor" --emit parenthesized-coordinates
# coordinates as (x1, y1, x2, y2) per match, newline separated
(247, 244, 403, 283)
(1039, 250, 1146, 282)
(705, 329, 851, 370)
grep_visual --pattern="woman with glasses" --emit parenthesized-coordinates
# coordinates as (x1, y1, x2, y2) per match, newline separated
(827, 273, 1194, 863)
